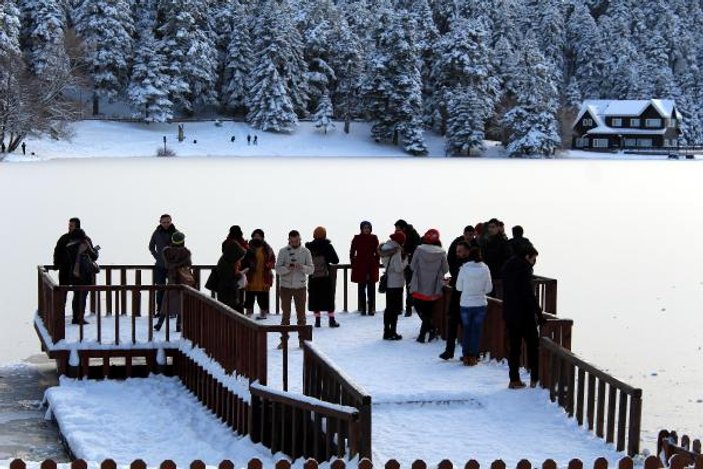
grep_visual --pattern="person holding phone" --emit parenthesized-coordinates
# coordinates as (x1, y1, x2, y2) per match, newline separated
(275, 230, 314, 348)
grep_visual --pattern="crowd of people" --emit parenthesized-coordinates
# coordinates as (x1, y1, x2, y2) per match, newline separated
(52, 215, 544, 389)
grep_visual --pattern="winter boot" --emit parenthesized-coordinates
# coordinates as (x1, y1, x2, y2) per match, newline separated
(329, 317, 340, 328)
(314, 317, 321, 328)
(256, 310, 268, 321)
(245, 308, 254, 317)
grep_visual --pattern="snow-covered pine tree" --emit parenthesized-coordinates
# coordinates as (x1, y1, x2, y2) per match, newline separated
(362, 7, 426, 155)
(0, 1, 22, 61)
(1, 0, 23, 147)
(433, 17, 498, 154)
(252, 0, 308, 116)
(246, 60, 297, 132)
(445, 88, 487, 155)
(73, 0, 134, 115)
(313, 90, 335, 134)
(502, 34, 561, 157)
(19, 0, 69, 78)
(328, 16, 362, 133)
(297, 0, 339, 113)
(221, 1, 253, 113)
(127, 25, 174, 123)
(156, 0, 218, 113)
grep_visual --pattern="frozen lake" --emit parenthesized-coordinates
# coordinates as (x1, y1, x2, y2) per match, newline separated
(2, 157, 703, 452)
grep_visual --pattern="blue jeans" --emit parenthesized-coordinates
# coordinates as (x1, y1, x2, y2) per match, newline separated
(460, 306, 487, 357)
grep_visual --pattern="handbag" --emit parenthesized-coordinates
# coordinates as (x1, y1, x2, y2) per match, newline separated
(378, 272, 388, 294)
(177, 266, 196, 287)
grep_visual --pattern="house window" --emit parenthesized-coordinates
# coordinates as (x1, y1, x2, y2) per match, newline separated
(645, 118, 662, 127)
(630, 118, 640, 127)
(668, 118, 677, 128)
(624, 138, 637, 147)
(583, 118, 593, 127)
(592, 139, 609, 148)
(575, 138, 588, 148)
(612, 118, 622, 127)
(637, 139, 652, 147)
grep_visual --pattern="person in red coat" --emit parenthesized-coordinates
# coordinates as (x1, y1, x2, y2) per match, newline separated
(350, 221, 380, 315)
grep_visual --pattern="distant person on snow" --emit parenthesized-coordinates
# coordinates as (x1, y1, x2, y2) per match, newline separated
(350, 221, 380, 315)
(149, 214, 177, 318)
(21, 142, 26, 155)
(306, 227, 340, 328)
(253, 135, 258, 145)
(247, 134, 251, 145)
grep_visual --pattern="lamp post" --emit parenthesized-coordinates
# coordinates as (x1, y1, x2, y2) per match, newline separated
(163, 136, 167, 154)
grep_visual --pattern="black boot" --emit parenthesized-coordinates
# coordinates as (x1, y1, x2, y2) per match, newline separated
(315, 317, 321, 328)
(329, 317, 340, 328)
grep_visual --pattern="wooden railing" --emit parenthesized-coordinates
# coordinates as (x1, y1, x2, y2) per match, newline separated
(658, 430, 703, 469)
(250, 382, 366, 461)
(533, 275, 557, 315)
(2, 455, 678, 469)
(302, 341, 372, 459)
(539, 338, 643, 456)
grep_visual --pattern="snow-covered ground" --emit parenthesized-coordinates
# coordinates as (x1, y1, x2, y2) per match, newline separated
(2, 120, 695, 161)
(2, 154, 703, 461)
(42, 312, 625, 468)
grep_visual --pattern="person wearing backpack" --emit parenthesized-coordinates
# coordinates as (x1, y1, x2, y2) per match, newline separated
(306, 227, 340, 328)
(65, 228, 99, 325)
(275, 230, 314, 347)
(155, 231, 192, 332)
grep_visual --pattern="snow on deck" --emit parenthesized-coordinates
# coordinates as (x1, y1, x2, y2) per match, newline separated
(43, 311, 626, 468)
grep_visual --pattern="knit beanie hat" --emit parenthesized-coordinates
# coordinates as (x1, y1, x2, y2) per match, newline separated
(313, 226, 327, 240)
(390, 231, 406, 245)
(172, 231, 185, 245)
(422, 229, 440, 244)
(360, 220, 372, 232)
(251, 228, 265, 239)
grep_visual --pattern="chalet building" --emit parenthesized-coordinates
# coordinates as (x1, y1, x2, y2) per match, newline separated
(572, 99, 681, 150)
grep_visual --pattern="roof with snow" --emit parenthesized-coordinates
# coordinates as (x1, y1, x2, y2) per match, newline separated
(574, 99, 677, 129)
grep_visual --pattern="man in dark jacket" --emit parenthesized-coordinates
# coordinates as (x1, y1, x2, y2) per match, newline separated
(482, 219, 512, 298)
(65, 228, 99, 324)
(148, 214, 176, 316)
(53, 217, 81, 316)
(501, 245, 544, 389)
(440, 240, 471, 360)
(394, 219, 422, 316)
(508, 225, 533, 257)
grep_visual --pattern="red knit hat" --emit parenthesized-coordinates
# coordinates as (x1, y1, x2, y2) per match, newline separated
(423, 229, 440, 244)
(390, 230, 406, 245)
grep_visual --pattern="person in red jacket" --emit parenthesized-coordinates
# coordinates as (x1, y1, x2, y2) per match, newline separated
(350, 221, 380, 315)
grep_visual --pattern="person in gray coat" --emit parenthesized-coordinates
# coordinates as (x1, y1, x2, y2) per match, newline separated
(148, 214, 176, 316)
(409, 229, 449, 343)
(379, 231, 408, 340)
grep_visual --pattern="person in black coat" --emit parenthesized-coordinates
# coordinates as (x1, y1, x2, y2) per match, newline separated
(394, 219, 422, 316)
(508, 225, 533, 257)
(65, 228, 99, 325)
(501, 245, 544, 389)
(148, 214, 177, 316)
(440, 239, 472, 360)
(54, 217, 81, 285)
(215, 241, 246, 312)
(306, 226, 340, 328)
(482, 219, 512, 298)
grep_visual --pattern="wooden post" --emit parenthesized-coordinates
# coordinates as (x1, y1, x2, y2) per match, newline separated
(627, 389, 642, 456)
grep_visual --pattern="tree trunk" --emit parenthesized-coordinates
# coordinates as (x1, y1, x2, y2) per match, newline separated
(344, 114, 350, 134)
(92, 92, 99, 116)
